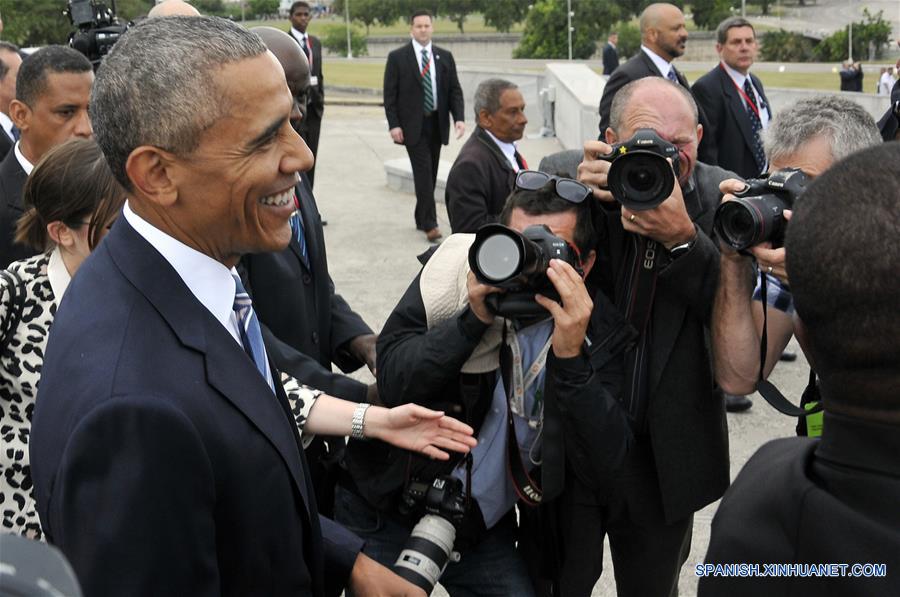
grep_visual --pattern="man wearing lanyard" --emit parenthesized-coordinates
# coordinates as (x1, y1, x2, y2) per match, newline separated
(692, 17, 776, 413)
(692, 17, 771, 180)
(288, 1, 324, 189)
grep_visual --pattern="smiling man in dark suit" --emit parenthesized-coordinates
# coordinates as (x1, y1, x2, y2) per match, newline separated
(692, 17, 771, 180)
(597, 3, 714, 163)
(384, 9, 465, 242)
(288, 1, 325, 189)
(0, 46, 92, 268)
(29, 16, 426, 597)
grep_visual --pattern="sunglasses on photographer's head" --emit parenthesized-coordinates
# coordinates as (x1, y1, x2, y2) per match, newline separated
(515, 170, 592, 205)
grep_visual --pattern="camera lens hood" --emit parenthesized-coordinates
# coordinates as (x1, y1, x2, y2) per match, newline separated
(608, 150, 676, 211)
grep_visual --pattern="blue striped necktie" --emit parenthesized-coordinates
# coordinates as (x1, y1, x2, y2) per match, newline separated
(289, 207, 310, 269)
(232, 274, 274, 392)
(421, 48, 435, 113)
(666, 68, 679, 83)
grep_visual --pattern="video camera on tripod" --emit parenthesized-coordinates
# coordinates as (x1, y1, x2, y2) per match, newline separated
(65, 0, 129, 67)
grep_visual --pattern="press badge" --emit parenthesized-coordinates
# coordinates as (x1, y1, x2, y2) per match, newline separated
(310, 76, 319, 86)
(804, 402, 823, 437)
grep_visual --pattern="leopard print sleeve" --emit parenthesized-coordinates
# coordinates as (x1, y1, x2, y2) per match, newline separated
(280, 374, 323, 448)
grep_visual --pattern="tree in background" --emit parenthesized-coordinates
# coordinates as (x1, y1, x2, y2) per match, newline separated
(320, 23, 368, 56)
(193, 0, 227, 15)
(614, 22, 642, 60)
(760, 29, 817, 61)
(442, 0, 478, 33)
(691, 0, 732, 30)
(514, 0, 620, 59)
(481, 0, 531, 32)
(333, 0, 405, 34)
(814, 9, 892, 61)
(248, 0, 279, 19)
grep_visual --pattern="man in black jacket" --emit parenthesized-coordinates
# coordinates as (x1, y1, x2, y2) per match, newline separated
(336, 180, 632, 596)
(383, 9, 465, 242)
(692, 17, 771, 180)
(288, 1, 325, 189)
(602, 32, 620, 75)
(577, 77, 733, 596)
(700, 142, 900, 597)
(0, 42, 21, 162)
(445, 78, 527, 233)
(597, 3, 715, 163)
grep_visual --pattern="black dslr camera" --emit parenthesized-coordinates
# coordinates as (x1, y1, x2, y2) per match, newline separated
(394, 476, 467, 593)
(714, 168, 810, 251)
(66, 0, 129, 68)
(599, 128, 680, 211)
(468, 223, 582, 320)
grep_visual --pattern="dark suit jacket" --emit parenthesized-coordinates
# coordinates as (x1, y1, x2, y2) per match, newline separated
(0, 150, 34, 269)
(30, 217, 362, 597)
(839, 66, 863, 91)
(700, 412, 900, 596)
(878, 79, 899, 141)
(598, 49, 716, 164)
(383, 41, 465, 146)
(240, 180, 372, 403)
(692, 65, 771, 179)
(289, 30, 324, 119)
(0, 129, 13, 162)
(445, 126, 516, 233)
(590, 161, 734, 524)
(602, 42, 619, 75)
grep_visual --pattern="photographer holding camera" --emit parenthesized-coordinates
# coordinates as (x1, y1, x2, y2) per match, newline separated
(712, 97, 881, 406)
(575, 76, 735, 596)
(335, 176, 633, 596)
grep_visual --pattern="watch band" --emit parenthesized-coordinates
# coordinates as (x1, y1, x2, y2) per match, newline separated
(668, 237, 695, 259)
(350, 403, 371, 439)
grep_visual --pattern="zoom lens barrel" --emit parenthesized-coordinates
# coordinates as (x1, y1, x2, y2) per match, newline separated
(392, 515, 457, 593)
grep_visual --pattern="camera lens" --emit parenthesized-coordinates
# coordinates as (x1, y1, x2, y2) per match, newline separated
(715, 200, 762, 250)
(475, 234, 521, 282)
(608, 152, 675, 211)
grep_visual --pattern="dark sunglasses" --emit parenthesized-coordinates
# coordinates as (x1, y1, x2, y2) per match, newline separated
(515, 170, 591, 205)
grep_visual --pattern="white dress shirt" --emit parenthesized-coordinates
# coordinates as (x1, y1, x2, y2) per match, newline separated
(412, 38, 438, 112)
(484, 129, 521, 172)
(721, 62, 771, 129)
(641, 45, 678, 82)
(290, 27, 317, 85)
(0, 112, 15, 143)
(122, 202, 270, 387)
(13, 142, 34, 176)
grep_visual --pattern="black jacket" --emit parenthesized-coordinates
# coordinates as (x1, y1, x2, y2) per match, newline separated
(345, 249, 634, 523)
(701, 412, 900, 596)
(0, 151, 33, 269)
(383, 41, 465, 146)
(597, 49, 716, 164)
(692, 65, 771, 179)
(878, 79, 899, 141)
(602, 42, 619, 75)
(240, 180, 372, 403)
(288, 31, 324, 119)
(445, 126, 516, 233)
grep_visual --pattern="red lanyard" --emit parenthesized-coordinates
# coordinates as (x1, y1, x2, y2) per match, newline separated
(720, 62, 760, 119)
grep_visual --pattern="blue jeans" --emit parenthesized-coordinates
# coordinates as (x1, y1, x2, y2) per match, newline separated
(334, 486, 536, 597)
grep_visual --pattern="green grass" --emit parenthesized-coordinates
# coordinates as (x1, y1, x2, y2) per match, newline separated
(325, 61, 386, 90)
(239, 15, 523, 37)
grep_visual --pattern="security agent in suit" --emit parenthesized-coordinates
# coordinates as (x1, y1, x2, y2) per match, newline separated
(0, 42, 22, 161)
(0, 46, 92, 269)
(29, 16, 425, 597)
(700, 143, 900, 597)
(602, 32, 620, 75)
(445, 78, 527, 233)
(240, 26, 376, 518)
(597, 3, 716, 164)
(576, 77, 733, 596)
(384, 9, 465, 242)
(692, 17, 771, 179)
(288, 1, 325, 189)
(878, 78, 900, 140)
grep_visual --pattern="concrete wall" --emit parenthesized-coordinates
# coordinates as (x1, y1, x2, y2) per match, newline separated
(456, 67, 545, 130)
(544, 63, 605, 150)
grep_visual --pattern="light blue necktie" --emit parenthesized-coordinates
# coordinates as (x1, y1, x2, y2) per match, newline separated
(666, 68, 679, 83)
(289, 208, 310, 269)
(232, 274, 274, 392)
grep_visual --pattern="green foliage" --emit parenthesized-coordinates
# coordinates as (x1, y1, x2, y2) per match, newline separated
(691, 0, 733, 31)
(115, 0, 155, 19)
(814, 9, 892, 61)
(759, 29, 817, 61)
(514, 0, 620, 59)
(248, 0, 279, 19)
(481, 0, 530, 32)
(332, 0, 405, 34)
(0, 0, 75, 47)
(442, 0, 478, 33)
(193, 0, 228, 15)
(614, 22, 641, 59)
(321, 24, 368, 57)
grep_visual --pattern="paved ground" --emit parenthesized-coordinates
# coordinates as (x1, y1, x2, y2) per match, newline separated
(314, 104, 811, 597)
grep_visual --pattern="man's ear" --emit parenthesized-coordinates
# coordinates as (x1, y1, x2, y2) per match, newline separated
(477, 108, 491, 130)
(696, 123, 703, 145)
(581, 249, 597, 278)
(8, 99, 30, 130)
(125, 146, 179, 208)
(605, 128, 619, 145)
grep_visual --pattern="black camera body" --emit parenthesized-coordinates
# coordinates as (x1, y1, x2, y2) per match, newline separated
(66, 0, 129, 67)
(599, 128, 680, 211)
(394, 476, 467, 593)
(468, 223, 581, 320)
(714, 168, 809, 251)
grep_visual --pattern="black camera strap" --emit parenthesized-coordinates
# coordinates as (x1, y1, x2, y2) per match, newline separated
(499, 324, 543, 508)
(754, 270, 822, 418)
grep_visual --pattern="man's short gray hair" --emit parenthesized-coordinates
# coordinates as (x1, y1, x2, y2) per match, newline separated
(764, 96, 881, 165)
(473, 78, 517, 121)
(91, 16, 267, 190)
(609, 77, 698, 132)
